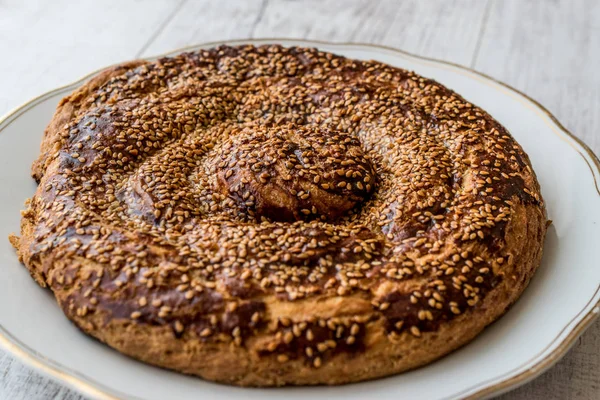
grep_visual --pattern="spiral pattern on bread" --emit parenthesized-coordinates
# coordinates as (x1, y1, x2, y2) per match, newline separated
(12, 45, 546, 386)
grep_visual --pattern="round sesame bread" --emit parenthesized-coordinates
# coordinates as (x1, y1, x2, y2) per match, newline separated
(11, 44, 547, 386)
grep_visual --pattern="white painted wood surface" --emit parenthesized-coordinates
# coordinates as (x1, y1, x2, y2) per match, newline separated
(0, 0, 598, 398)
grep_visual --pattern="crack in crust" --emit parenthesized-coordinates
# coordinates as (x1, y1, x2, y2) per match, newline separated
(12, 44, 546, 386)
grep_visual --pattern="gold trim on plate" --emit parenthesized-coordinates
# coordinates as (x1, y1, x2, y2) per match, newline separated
(1, 38, 599, 400)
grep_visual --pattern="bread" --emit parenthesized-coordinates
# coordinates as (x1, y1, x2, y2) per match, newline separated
(11, 44, 547, 386)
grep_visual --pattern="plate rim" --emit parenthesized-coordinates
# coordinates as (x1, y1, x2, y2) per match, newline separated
(1, 38, 599, 400)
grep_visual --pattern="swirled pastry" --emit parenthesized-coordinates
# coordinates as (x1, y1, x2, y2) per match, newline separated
(12, 45, 546, 386)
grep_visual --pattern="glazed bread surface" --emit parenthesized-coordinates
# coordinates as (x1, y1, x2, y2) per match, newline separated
(12, 44, 547, 386)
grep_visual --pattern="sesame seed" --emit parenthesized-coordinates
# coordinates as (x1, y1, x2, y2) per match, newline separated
(277, 354, 289, 363)
(130, 311, 141, 319)
(200, 328, 212, 337)
(313, 357, 322, 368)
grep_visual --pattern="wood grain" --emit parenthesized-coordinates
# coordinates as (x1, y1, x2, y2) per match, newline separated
(142, 0, 489, 65)
(0, 0, 181, 120)
(138, 0, 265, 56)
(473, 0, 600, 154)
(0, 0, 598, 398)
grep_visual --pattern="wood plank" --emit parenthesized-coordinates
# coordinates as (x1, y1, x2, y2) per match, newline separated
(139, 0, 265, 56)
(473, 0, 600, 153)
(0, 0, 182, 116)
(0, 356, 83, 400)
(143, 0, 489, 66)
(255, 0, 489, 65)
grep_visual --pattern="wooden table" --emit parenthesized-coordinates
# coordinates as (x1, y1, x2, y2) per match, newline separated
(1, 0, 598, 398)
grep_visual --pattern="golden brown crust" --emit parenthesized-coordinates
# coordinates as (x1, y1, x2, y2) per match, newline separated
(13, 45, 546, 386)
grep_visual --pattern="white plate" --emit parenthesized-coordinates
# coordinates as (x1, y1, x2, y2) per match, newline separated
(1, 39, 599, 400)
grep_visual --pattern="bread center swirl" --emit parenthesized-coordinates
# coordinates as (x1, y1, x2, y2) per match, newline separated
(210, 124, 376, 222)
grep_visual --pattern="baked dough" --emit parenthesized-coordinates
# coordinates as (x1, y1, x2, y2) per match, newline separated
(11, 45, 547, 386)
